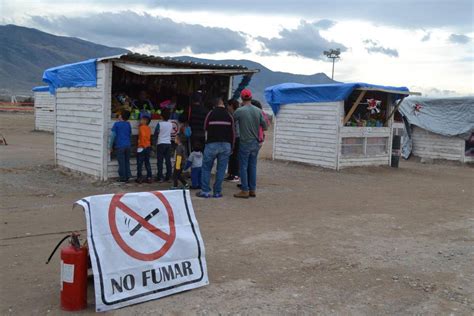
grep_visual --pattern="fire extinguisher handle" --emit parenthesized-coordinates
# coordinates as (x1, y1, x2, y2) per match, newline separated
(45, 234, 71, 264)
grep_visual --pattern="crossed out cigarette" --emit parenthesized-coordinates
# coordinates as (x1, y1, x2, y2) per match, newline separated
(129, 208, 160, 236)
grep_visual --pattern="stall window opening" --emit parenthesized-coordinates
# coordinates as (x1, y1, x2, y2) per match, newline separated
(344, 91, 390, 127)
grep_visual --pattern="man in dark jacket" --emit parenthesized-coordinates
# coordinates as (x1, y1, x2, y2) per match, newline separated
(188, 91, 208, 148)
(196, 97, 235, 198)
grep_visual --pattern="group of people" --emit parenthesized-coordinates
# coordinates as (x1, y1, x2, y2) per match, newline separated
(109, 88, 269, 199)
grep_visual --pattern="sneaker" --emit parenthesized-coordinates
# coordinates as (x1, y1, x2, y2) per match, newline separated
(230, 176, 240, 183)
(224, 175, 234, 181)
(135, 178, 143, 184)
(157, 178, 164, 183)
(183, 184, 190, 189)
(195, 191, 211, 198)
(233, 191, 249, 199)
(146, 178, 153, 184)
(213, 193, 223, 198)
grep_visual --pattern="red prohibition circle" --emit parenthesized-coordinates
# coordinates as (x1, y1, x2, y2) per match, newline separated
(108, 191, 176, 261)
(171, 120, 179, 136)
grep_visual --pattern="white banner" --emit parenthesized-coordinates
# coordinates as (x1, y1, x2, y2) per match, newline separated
(76, 190, 208, 312)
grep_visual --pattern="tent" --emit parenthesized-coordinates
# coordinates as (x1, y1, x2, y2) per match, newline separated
(399, 97, 474, 163)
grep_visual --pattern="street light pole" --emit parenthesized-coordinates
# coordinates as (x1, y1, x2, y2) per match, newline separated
(324, 49, 341, 80)
(331, 58, 336, 79)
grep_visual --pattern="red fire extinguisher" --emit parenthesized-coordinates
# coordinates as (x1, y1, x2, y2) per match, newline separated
(46, 232, 88, 311)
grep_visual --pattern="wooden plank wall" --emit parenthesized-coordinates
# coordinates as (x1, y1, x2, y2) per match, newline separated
(338, 127, 391, 169)
(338, 156, 390, 168)
(274, 103, 339, 169)
(412, 126, 466, 162)
(34, 91, 55, 132)
(54, 63, 106, 178)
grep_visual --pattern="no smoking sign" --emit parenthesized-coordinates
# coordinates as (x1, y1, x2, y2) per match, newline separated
(108, 192, 176, 261)
(77, 190, 208, 311)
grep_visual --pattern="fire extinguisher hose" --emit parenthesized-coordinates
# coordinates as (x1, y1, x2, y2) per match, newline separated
(45, 234, 71, 264)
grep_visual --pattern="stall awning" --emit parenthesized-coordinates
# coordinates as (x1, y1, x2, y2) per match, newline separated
(32, 86, 50, 92)
(42, 53, 258, 94)
(265, 82, 419, 115)
(115, 63, 258, 76)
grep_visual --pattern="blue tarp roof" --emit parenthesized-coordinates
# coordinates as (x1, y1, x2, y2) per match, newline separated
(42, 59, 97, 94)
(32, 86, 50, 92)
(265, 82, 410, 115)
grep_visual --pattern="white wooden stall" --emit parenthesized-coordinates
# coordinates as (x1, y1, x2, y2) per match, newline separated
(411, 127, 473, 163)
(272, 85, 417, 170)
(33, 89, 55, 132)
(48, 53, 258, 180)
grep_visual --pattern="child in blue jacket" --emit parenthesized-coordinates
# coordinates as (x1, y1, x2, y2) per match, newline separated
(109, 110, 132, 182)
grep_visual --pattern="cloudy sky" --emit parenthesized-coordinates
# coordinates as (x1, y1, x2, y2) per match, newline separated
(2, 0, 473, 96)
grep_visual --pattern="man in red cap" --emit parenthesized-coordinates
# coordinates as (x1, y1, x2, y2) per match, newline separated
(233, 89, 268, 198)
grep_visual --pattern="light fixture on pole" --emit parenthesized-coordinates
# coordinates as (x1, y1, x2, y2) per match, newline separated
(323, 49, 341, 80)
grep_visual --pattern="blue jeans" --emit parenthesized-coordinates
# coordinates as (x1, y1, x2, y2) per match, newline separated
(156, 143, 172, 180)
(137, 147, 152, 179)
(191, 167, 202, 188)
(201, 142, 231, 195)
(116, 147, 131, 181)
(239, 140, 260, 192)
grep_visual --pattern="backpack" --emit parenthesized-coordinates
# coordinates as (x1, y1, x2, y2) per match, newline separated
(259, 111, 270, 143)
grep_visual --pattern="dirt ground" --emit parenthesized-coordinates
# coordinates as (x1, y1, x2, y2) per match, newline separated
(1, 112, 473, 315)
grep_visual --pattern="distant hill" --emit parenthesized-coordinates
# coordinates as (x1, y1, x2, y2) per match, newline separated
(0, 24, 128, 95)
(0, 25, 335, 104)
(176, 56, 336, 107)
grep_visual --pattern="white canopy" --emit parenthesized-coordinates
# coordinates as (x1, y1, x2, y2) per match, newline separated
(115, 63, 258, 76)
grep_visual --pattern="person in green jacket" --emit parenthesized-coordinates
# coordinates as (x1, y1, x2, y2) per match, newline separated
(233, 89, 268, 199)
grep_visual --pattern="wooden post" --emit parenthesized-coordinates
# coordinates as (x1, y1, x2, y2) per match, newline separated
(385, 97, 405, 123)
(101, 62, 112, 181)
(272, 116, 277, 161)
(343, 90, 367, 125)
(227, 76, 233, 100)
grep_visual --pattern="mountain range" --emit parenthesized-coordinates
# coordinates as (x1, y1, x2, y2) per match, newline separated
(0, 24, 335, 103)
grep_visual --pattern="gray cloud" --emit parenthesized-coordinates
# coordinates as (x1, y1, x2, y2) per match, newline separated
(313, 19, 336, 30)
(448, 34, 471, 44)
(421, 32, 431, 42)
(257, 20, 346, 59)
(420, 87, 458, 97)
(152, 0, 473, 30)
(363, 39, 399, 57)
(29, 11, 249, 54)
